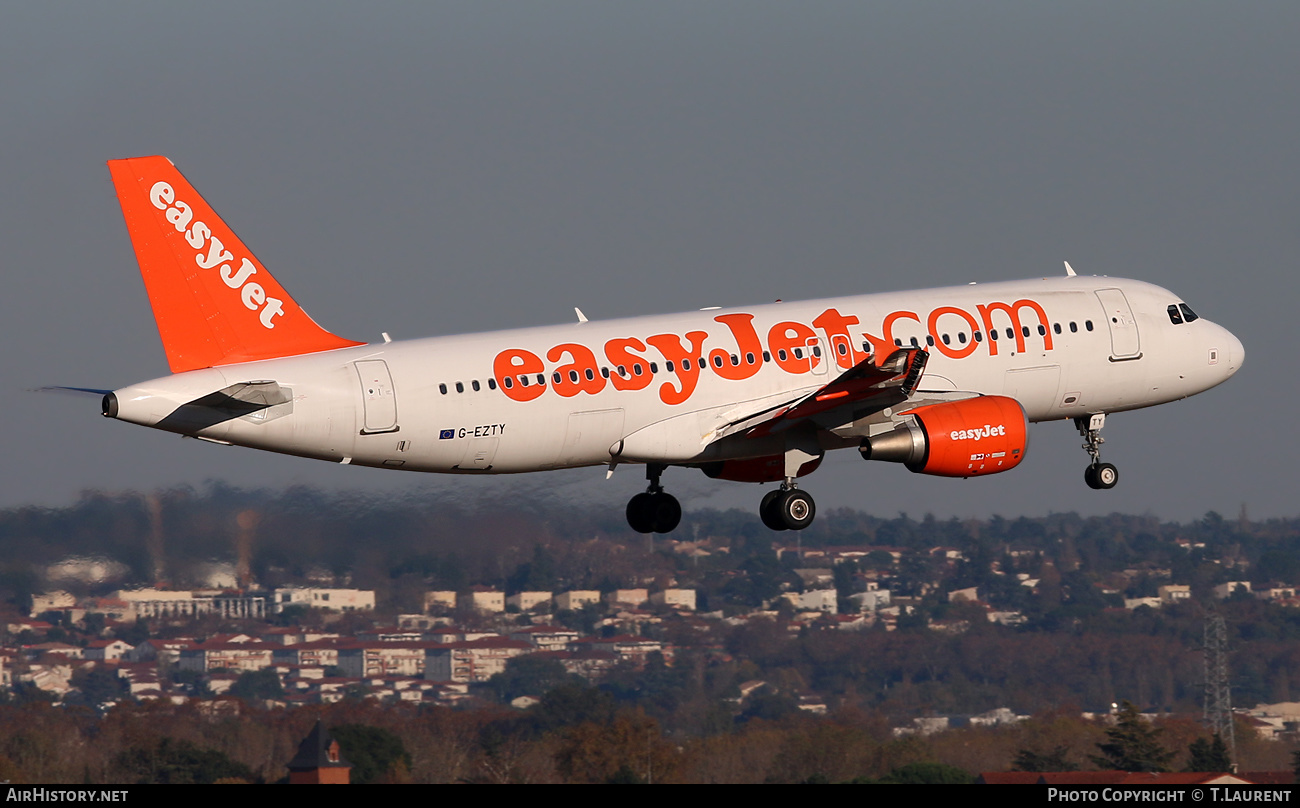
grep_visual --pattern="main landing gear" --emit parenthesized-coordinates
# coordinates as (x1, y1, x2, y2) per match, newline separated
(626, 464, 682, 534)
(1076, 413, 1118, 490)
(759, 483, 817, 531)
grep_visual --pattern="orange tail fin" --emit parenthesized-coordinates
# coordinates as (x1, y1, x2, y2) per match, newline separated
(109, 156, 364, 373)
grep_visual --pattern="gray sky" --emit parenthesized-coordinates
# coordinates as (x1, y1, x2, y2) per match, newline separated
(3, 3, 1294, 521)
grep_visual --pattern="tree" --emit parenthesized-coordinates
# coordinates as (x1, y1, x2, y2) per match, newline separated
(1014, 745, 1077, 772)
(1186, 733, 1232, 772)
(487, 655, 576, 704)
(228, 668, 284, 701)
(115, 738, 256, 784)
(1090, 702, 1175, 772)
(331, 724, 412, 784)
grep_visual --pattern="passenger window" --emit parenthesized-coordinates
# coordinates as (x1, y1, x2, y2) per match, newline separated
(502, 377, 512, 390)
(472, 380, 481, 391)
(520, 376, 530, 387)
(1022, 326, 1031, 337)
(665, 361, 674, 373)
(650, 362, 659, 373)
(1037, 325, 1046, 336)
(794, 348, 804, 359)
(730, 354, 739, 366)
(989, 329, 998, 341)
(537, 374, 545, 386)
(601, 367, 610, 378)
(1179, 303, 1199, 322)
(488, 378, 497, 390)
(634, 364, 644, 376)
(584, 368, 594, 381)
(812, 346, 822, 357)
(746, 352, 756, 364)
(1006, 328, 1014, 339)
(455, 382, 464, 393)
(1053, 323, 1062, 334)
(1070, 322, 1078, 333)
(763, 351, 771, 362)
(926, 335, 934, 347)
(618, 365, 627, 376)
(553, 372, 562, 384)
(569, 370, 580, 383)
(941, 334, 950, 345)
(439, 383, 447, 395)
(974, 331, 982, 342)
(957, 332, 967, 344)
(1086, 320, 1094, 331)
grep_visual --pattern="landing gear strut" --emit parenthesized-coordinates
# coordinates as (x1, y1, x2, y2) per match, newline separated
(759, 481, 817, 531)
(1076, 413, 1118, 490)
(626, 464, 682, 534)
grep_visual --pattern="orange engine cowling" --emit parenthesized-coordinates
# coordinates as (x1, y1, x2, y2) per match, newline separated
(859, 396, 1028, 477)
(700, 454, 823, 483)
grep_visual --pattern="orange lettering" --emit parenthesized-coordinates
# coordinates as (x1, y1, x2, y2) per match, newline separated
(881, 310, 921, 348)
(493, 348, 546, 402)
(647, 330, 709, 405)
(813, 307, 870, 369)
(977, 300, 1053, 356)
(708, 314, 764, 381)
(927, 306, 981, 359)
(768, 321, 817, 374)
(546, 343, 606, 398)
(603, 337, 654, 392)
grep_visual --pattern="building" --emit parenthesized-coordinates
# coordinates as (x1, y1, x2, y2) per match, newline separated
(555, 590, 600, 611)
(273, 588, 375, 614)
(650, 589, 697, 611)
(506, 591, 552, 612)
(458, 588, 505, 613)
(424, 639, 532, 683)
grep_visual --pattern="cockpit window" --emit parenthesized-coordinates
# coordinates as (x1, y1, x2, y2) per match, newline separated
(1167, 304, 1183, 325)
(1179, 303, 1199, 323)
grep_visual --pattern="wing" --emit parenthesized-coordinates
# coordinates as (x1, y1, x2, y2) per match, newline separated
(713, 348, 929, 441)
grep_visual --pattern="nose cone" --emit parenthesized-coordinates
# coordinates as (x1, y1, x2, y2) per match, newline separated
(1222, 326, 1244, 377)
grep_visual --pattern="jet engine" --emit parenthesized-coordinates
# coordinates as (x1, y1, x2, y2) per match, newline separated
(859, 396, 1028, 477)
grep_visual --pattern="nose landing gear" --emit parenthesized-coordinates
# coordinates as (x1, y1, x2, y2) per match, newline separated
(1077, 413, 1118, 490)
(626, 463, 682, 534)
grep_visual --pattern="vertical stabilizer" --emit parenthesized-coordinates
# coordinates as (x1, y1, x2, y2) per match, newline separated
(109, 156, 364, 373)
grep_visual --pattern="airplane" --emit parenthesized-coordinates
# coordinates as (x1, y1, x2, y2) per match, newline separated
(89, 155, 1243, 534)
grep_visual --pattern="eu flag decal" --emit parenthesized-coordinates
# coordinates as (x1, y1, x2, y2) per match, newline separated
(439, 429, 455, 440)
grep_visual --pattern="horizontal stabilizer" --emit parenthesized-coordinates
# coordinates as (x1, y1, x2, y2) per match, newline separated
(35, 386, 114, 397)
(155, 381, 291, 433)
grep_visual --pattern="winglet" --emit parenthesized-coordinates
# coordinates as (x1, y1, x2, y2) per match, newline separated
(108, 156, 364, 373)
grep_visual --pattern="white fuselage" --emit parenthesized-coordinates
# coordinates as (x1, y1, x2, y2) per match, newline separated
(109, 276, 1242, 476)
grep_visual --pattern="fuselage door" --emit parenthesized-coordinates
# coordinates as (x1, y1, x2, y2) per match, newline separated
(355, 359, 399, 434)
(806, 336, 830, 377)
(1095, 288, 1141, 360)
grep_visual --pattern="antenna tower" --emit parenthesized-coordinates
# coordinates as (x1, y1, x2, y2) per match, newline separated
(1203, 612, 1236, 761)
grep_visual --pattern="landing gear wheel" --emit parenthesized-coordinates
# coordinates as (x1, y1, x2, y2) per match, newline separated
(648, 492, 682, 533)
(627, 493, 655, 533)
(1094, 462, 1118, 490)
(777, 489, 816, 531)
(1084, 463, 1119, 490)
(627, 491, 681, 534)
(760, 489, 788, 531)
